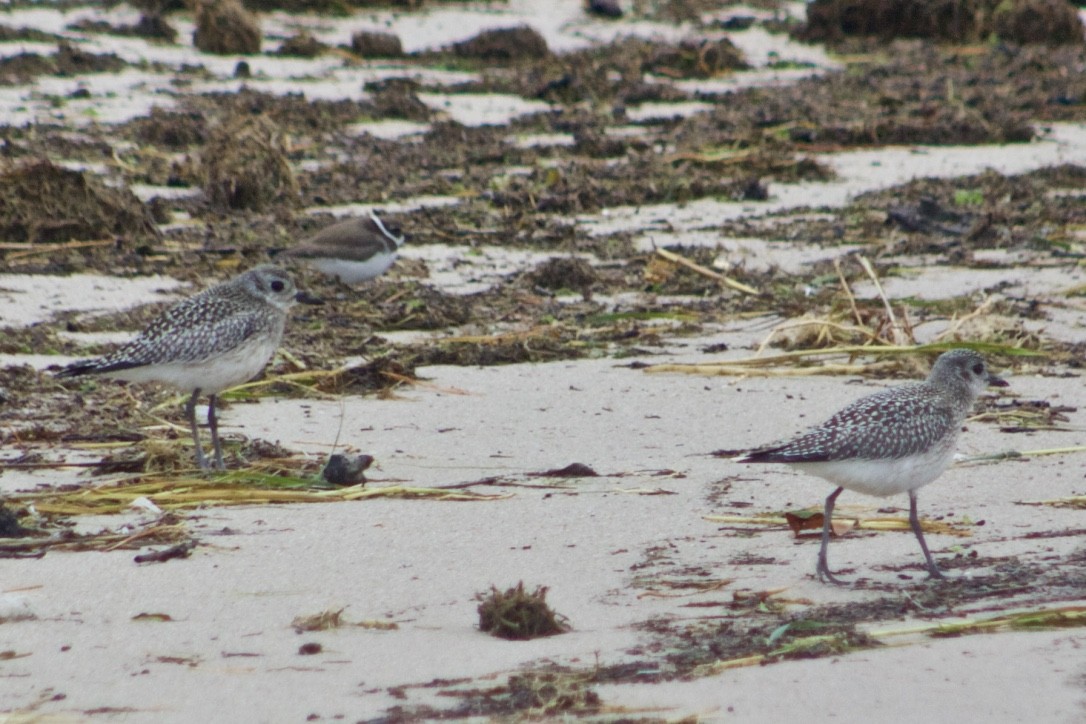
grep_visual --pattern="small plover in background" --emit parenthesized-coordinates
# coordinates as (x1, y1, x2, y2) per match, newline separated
(734, 348, 1007, 584)
(57, 265, 322, 471)
(278, 211, 405, 284)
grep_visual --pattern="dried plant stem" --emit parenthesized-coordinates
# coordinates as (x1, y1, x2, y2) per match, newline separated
(934, 296, 998, 342)
(6, 238, 114, 260)
(755, 317, 883, 355)
(654, 248, 759, 295)
(958, 445, 1086, 465)
(644, 341, 1039, 376)
(858, 255, 911, 346)
(704, 513, 971, 536)
(835, 257, 864, 328)
(648, 361, 887, 377)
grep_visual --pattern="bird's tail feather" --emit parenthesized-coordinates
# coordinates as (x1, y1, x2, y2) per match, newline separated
(56, 358, 138, 378)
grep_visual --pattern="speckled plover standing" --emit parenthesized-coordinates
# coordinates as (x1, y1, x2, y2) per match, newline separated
(278, 211, 404, 284)
(57, 265, 322, 471)
(734, 349, 1007, 584)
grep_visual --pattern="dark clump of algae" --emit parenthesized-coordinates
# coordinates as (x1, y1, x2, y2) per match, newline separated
(476, 581, 571, 641)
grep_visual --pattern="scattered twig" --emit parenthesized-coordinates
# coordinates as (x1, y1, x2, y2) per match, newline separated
(441, 326, 563, 345)
(133, 540, 196, 564)
(646, 361, 894, 377)
(957, 445, 1086, 466)
(1019, 496, 1086, 508)
(858, 255, 911, 347)
(654, 248, 759, 295)
(835, 257, 864, 328)
(664, 147, 755, 165)
(6, 238, 114, 260)
(934, 296, 999, 342)
(9, 477, 510, 516)
(644, 341, 1041, 376)
(0, 460, 116, 470)
(105, 523, 189, 552)
(704, 512, 973, 537)
(637, 579, 732, 598)
(754, 317, 883, 356)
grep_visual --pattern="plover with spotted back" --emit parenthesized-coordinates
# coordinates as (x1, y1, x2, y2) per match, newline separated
(57, 265, 323, 471)
(278, 211, 404, 284)
(734, 349, 1007, 584)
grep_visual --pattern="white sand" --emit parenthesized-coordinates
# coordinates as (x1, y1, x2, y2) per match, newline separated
(3, 354, 1085, 720)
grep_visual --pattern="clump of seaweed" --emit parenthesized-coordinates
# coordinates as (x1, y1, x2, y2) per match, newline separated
(525, 256, 599, 298)
(351, 30, 402, 58)
(276, 31, 326, 58)
(193, 0, 260, 55)
(477, 582, 571, 640)
(800, 0, 1084, 45)
(451, 26, 550, 62)
(200, 114, 298, 211)
(469, 671, 601, 716)
(0, 159, 157, 244)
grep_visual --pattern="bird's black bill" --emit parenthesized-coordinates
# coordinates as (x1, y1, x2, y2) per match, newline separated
(988, 374, 1009, 388)
(295, 291, 325, 305)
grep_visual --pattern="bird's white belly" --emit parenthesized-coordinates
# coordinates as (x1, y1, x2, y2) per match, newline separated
(102, 335, 279, 395)
(309, 254, 396, 284)
(793, 445, 957, 497)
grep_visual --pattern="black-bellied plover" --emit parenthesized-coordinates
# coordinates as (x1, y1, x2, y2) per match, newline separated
(278, 211, 404, 284)
(57, 265, 322, 471)
(734, 349, 1007, 584)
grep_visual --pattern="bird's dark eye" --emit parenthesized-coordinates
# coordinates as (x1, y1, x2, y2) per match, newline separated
(972, 363, 984, 375)
(270, 280, 285, 292)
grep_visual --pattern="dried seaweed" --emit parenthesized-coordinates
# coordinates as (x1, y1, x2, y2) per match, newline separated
(477, 582, 571, 640)
(7, 472, 509, 518)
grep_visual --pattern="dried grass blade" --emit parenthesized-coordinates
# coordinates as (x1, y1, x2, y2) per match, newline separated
(858, 255, 911, 346)
(654, 248, 758, 295)
(644, 341, 1041, 376)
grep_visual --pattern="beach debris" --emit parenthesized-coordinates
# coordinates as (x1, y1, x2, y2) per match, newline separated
(292, 608, 345, 633)
(193, 0, 260, 55)
(526, 463, 598, 478)
(322, 453, 373, 486)
(352, 30, 403, 58)
(477, 582, 571, 640)
(201, 114, 298, 211)
(452, 26, 550, 61)
(276, 31, 326, 58)
(0, 159, 156, 245)
(801, 0, 1085, 45)
(292, 608, 398, 633)
(133, 540, 196, 564)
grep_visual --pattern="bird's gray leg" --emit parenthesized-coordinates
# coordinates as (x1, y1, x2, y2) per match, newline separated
(909, 489, 945, 579)
(817, 487, 847, 585)
(207, 394, 226, 471)
(186, 389, 209, 471)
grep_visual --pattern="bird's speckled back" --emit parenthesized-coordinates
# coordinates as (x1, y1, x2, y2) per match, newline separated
(743, 349, 1002, 463)
(64, 265, 298, 374)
